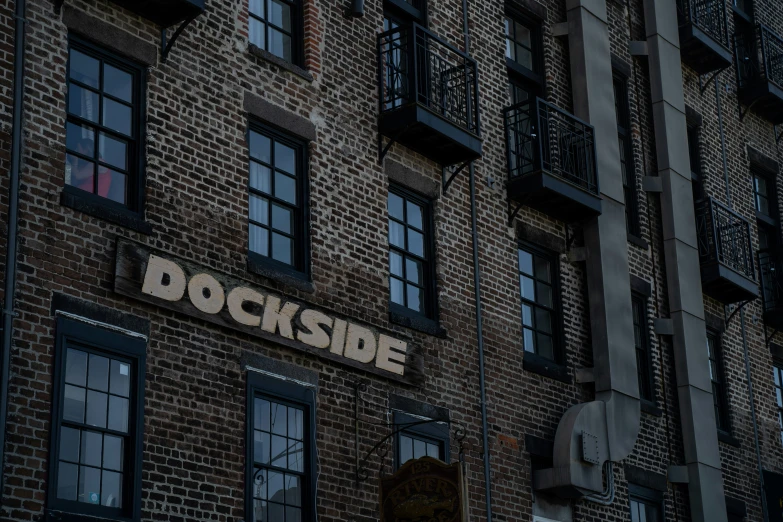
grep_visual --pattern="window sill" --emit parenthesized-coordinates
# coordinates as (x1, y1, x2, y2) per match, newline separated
(389, 306, 447, 338)
(641, 400, 662, 417)
(247, 44, 314, 82)
(756, 211, 777, 227)
(46, 508, 137, 522)
(60, 187, 152, 235)
(247, 252, 315, 294)
(718, 430, 741, 447)
(522, 351, 572, 384)
(628, 233, 649, 250)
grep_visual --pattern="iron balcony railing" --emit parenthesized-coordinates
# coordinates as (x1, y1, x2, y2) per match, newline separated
(759, 249, 783, 315)
(504, 98, 598, 195)
(735, 24, 783, 91)
(378, 23, 480, 136)
(677, 0, 729, 48)
(695, 198, 756, 281)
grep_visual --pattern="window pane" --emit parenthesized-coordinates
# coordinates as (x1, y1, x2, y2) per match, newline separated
(78, 465, 101, 505)
(288, 408, 303, 441)
(519, 250, 533, 275)
(536, 308, 552, 334)
(65, 349, 88, 387)
(69, 84, 99, 122)
(103, 98, 132, 135)
(536, 282, 552, 308)
(388, 193, 404, 220)
(99, 133, 128, 171)
(57, 462, 79, 501)
(249, 0, 264, 17)
(406, 258, 422, 284)
(285, 474, 301, 506)
(523, 328, 535, 353)
(269, 0, 292, 31)
(272, 204, 293, 234)
(268, 503, 285, 521)
(253, 468, 267, 500)
(390, 252, 403, 277)
(85, 390, 108, 428)
(250, 195, 270, 225)
(274, 172, 296, 204)
(108, 395, 129, 433)
(69, 49, 100, 88)
(249, 19, 266, 50)
(255, 431, 270, 465)
(389, 221, 405, 248)
(104, 170, 127, 204)
(391, 277, 404, 305)
(251, 163, 272, 194)
(522, 304, 533, 327)
(407, 285, 422, 313)
(271, 233, 293, 265)
(256, 399, 271, 431)
(104, 64, 133, 103)
(269, 29, 292, 61)
(535, 257, 550, 283)
(267, 471, 285, 503)
(406, 200, 423, 230)
(250, 132, 272, 163)
(63, 384, 86, 423)
(81, 430, 103, 467)
(408, 230, 424, 257)
(271, 435, 287, 468)
(288, 441, 303, 471)
(537, 333, 554, 360)
(250, 224, 269, 256)
(400, 435, 413, 464)
(88, 354, 109, 392)
(286, 506, 302, 522)
(66, 122, 95, 155)
(103, 434, 123, 471)
(110, 360, 131, 398)
(413, 438, 426, 459)
(520, 276, 535, 300)
(65, 154, 95, 193)
(102, 470, 123, 508)
(60, 426, 81, 463)
(271, 404, 287, 435)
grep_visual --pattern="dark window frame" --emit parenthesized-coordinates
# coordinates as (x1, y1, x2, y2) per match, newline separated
(64, 36, 147, 220)
(773, 364, 783, 448)
(47, 317, 147, 522)
(247, 120, 311, 281)
(384, 0, 427, 26)
(245, 372, 317, 522)
(629, 484, 665, 522)
(504, 9, 544, 105)
(393, 412, 450, 470)
(518, 241, 565, 365)
(707, 329, 732, 436)
(248, 0, 305, 66)
(632, 292, 656, 406)
(613, 71, 640, 237)
(687, 123, 706, 202)
(388, 184, 438, 322)
(753, 168, 779, 227)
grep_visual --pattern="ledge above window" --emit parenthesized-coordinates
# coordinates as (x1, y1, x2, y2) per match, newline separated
(390, 303, 447, 338)
(247, 251, 314, 294)
(61, 186, 152, 235)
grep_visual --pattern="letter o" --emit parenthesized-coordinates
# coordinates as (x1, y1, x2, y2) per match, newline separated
(188, 273, 226, 314)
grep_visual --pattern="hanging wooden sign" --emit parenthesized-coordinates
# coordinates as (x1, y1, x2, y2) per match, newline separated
(113, 238, 424, 385)
(379, 457, 466, 522)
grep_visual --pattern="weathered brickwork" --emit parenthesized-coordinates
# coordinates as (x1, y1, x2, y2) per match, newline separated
(0, 0, 781, 521)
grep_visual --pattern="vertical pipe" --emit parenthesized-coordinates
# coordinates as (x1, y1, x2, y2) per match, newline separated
(0, 0, 26, 498)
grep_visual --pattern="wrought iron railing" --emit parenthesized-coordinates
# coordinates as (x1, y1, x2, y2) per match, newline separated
(759, 249, 783, 314)
(378, 23, 480, 135)
(735, 24, 783, 91)
(677, 0, 729, 47)
(504, 98, 598, 195)
(695, 198, 756, 281)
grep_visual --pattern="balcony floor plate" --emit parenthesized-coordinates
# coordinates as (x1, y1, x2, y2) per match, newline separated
(380, 104, 482, 167)
(679, 23, 732, 75)
(507, 171, 602, 223)
(739, 81, 783, 125)
(701, 262, 759, 304)
(111, 0, 205, 27)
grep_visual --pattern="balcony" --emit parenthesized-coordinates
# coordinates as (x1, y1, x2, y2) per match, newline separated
(677, 0, 732, 74)
(106, 0, 204, 27)
(378, 24, 482, 167)
(735, 24, 783, 124)
(695, 198, 758, 303)
(759, 250, 783, 330)
(504, 98, 601, 223)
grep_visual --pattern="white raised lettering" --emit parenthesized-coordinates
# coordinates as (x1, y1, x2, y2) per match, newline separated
(344, 323, 377, 364)
(330, 319, 348, 356)
(188, 273, 226, 314)
(141, 255, 186, 302)
(376, 335, 407, 375)
(297, 309, 333, 349)
(261, 296, 300, 339)
(227, 287, 265, 326)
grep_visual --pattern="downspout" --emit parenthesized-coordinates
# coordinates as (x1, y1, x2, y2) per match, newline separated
(534, 0, 641, 497)
(642, 1, 728, 521)
(460, 0, 493, 519)
(0, 0, 26, 500)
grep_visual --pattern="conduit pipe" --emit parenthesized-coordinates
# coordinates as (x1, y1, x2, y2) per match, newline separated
(534, 0, 640, 497)
(0, 0, 26, 500)
(641, 1, 728, 520)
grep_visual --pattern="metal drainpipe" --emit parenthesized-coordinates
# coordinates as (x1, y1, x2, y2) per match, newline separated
(0, 0, 26, 500)
(459, 0, 492, 519)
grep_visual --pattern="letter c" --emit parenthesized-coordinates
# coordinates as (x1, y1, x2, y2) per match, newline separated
(188, 273, 226, 315)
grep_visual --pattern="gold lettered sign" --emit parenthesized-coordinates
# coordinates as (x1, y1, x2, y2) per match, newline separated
(380, 457, 466, 522)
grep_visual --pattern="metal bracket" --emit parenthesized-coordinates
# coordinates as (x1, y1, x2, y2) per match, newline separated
(508, 198, 527, 226)
(161, 14, 199, 64)
(442, 162, 470, 193)
(377, 125, 412, 166)
(54, 0, 65, 14)
(698, 66, 727, 95)
(776, 125, 783, 144)
(739, 97, 760, 123)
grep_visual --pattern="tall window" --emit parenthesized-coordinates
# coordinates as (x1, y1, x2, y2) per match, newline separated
(518, 244, 559, 362)
(48, 318, 146, 521)
(754, 172, 776, 219)
(633, 293, 654, 403)
(248, 123, 308, 277)
(65, 38, 144, 210)
(504, 12, 542, 106)
(247, 373, 315, 522)
(388, 186, 435, 319)
(773, 365, 783, 446)
(614, 74, 638, 236)
(754, 170, 779, 315)
(630, 495, 662, 522)
(249, 0, 302, 65)
(687, 124, 705, 202)
(394, 412, 449, 469)
(707, 332, 731, 433)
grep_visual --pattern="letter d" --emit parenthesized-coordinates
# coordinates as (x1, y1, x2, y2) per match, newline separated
(141, 255, 186, 302)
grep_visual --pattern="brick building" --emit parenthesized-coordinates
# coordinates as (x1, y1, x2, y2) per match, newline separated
(0, 0, 781, 520)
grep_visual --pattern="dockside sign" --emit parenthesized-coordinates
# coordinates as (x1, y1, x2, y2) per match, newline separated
(114, 239, 423, 385)
(380, 457, 466, 522)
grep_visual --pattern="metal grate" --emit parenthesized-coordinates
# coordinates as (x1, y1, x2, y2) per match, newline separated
(760, 250, 783, 314)
(735, 24, 783, 91)
(504, 98, 598, 195)
(695, 198, 756, 281)
(677, 0, 729, 47)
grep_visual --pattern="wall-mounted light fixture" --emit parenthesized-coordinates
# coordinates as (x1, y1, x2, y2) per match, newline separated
(346, 0, 364, 18)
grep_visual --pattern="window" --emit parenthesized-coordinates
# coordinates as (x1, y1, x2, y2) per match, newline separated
(249, 0, 302, 64)
(754, 172, 775, 218)
(504, 12, 542, 106)
(65, 38, 144, 211)
(707, 331, 731, 433)
(388, 186, 436, 319)
(614, 74, 638, 236)
(518, 244, 560, 362)
(394, 412, 449, 469)
(630, 495, 662, 522)
(774, 365, 783, 447)
(246, 372, 316, 522)
(48, 317, 146, 521)
(633, 293, 654, 404)
(248, 123, 309, 277)
(687, 124, 705, 202)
